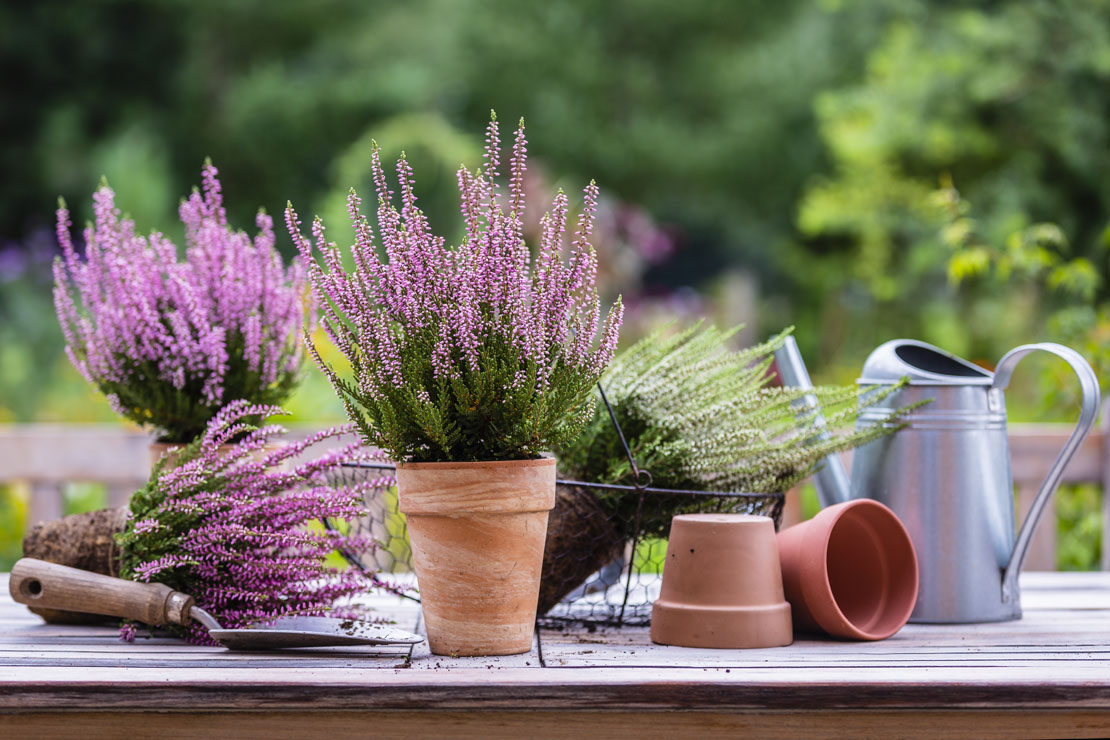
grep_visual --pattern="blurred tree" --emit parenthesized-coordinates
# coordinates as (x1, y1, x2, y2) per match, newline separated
(5, 0, 1110, 404)
(3, 0, 883, 263)
(795, 0, 1110, 369)
(2, 0, 887, 420)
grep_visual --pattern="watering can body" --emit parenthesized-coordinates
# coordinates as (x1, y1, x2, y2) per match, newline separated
(847, 340, 1100, 624)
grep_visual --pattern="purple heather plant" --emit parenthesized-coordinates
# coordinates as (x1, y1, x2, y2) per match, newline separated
(117, 399, 393, 645)
(286, 114, 624, 462)
(53, 161, 309, 443)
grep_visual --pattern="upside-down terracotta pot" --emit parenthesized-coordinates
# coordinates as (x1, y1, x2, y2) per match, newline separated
(396, 457, 556, 656)
(777, 499, 918, 641)
(650, 514, 793, 649)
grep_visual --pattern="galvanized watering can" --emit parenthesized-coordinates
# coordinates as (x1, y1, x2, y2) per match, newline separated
(777, 338, 1100, 624)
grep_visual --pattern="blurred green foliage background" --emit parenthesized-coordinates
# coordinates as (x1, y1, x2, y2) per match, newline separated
(1, 0, 1108, 569)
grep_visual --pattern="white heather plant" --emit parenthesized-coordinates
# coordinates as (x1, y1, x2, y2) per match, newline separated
(555, 322, 910, 533)
(286, 114, 623, 462)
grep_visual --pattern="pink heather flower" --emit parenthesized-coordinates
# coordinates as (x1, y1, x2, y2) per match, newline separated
(287, 114, 624, 462)
(132, 518, 161, 535)
(118, 400, 399, 646)
(53, 161, 311, 442)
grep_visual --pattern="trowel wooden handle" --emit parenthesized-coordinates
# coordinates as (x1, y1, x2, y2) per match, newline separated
(9, 558, 194, 627)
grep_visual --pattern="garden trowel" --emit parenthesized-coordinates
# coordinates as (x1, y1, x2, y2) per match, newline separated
(9, 558, 422, 650)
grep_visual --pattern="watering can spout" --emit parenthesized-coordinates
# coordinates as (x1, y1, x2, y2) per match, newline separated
(773, 336, 852, 507)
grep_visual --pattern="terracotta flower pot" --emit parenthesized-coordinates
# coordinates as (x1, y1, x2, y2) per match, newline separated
(150, 441, 205, 470)
(777, 499, 918, 641)
(396, 457, 556, 656)
(650, 514, 793, 649)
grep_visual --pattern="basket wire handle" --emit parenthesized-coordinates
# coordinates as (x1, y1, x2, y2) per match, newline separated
(597, 382, 652, 489)
(594, 382, 651, 623)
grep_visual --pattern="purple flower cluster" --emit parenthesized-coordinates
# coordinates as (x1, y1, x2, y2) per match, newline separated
(119, 399, 395, 645)
(53, 161, 309, 442)
(286, 114, 624, 461)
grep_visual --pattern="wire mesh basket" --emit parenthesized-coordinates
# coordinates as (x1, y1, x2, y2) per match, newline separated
(326, 464, 782, 626)
(324, 384, 785, 626)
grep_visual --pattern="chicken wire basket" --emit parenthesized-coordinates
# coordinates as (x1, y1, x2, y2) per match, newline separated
(325, 464, 782, 626)
(324, 385, 785, 627)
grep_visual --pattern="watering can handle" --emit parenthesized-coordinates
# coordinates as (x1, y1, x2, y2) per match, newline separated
(994, 343, 1101, 603)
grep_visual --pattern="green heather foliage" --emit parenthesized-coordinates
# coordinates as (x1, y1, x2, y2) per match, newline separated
(557, 323, 908, 525)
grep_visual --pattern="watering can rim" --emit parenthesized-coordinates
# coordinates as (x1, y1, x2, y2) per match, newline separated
(857, 338, 994, 387)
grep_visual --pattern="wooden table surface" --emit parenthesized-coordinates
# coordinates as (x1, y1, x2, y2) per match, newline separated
(2, 572, 1109, 739)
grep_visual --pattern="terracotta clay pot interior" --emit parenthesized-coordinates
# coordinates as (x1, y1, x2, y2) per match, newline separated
(777, 498, 918, 641)
(825, 504, 918, 638)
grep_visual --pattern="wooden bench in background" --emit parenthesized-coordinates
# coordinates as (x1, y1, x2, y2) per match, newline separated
(3, 409, 1109, 571)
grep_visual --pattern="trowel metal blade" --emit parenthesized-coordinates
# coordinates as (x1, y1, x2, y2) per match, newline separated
(209, 616, 423, 650)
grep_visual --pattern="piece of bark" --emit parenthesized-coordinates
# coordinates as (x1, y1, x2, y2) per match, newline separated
(538, 484, 624, 615)
(21, 506, 129, 625)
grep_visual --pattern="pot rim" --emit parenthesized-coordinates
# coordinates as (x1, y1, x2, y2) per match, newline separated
(397, 456, 556, 470)
(396, 456, 557, 515)
(808, 499, 918, 640)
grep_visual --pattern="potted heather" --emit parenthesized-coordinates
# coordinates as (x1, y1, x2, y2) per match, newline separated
(27, 162, 310, 603)
(543, 322, 910, 613)
(53, 161, 308, 460)
(287, 114, 623, 656)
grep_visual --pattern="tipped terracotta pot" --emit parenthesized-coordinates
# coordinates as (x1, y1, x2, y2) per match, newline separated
(777, 499, 918, 641)
(396, 457, 556, 656)
(650, 514, 793, 649)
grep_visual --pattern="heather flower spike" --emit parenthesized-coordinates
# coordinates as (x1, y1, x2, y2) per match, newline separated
(53, 161, 311, 442)
(288, 114, 624, 462)
(117, 399, 399, 645)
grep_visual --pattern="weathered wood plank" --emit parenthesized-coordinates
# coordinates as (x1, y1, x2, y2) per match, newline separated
(9, 635, 1110, 655)
(1, 571, 1109, 739)
(0, 425, 152, 483)
(27, 481, 63, 532)
(4, 665, 1110, 712)
(0, 425, 366, 483)
(1009, 425, 1106, 484)
(3, 709, 1110, 740)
